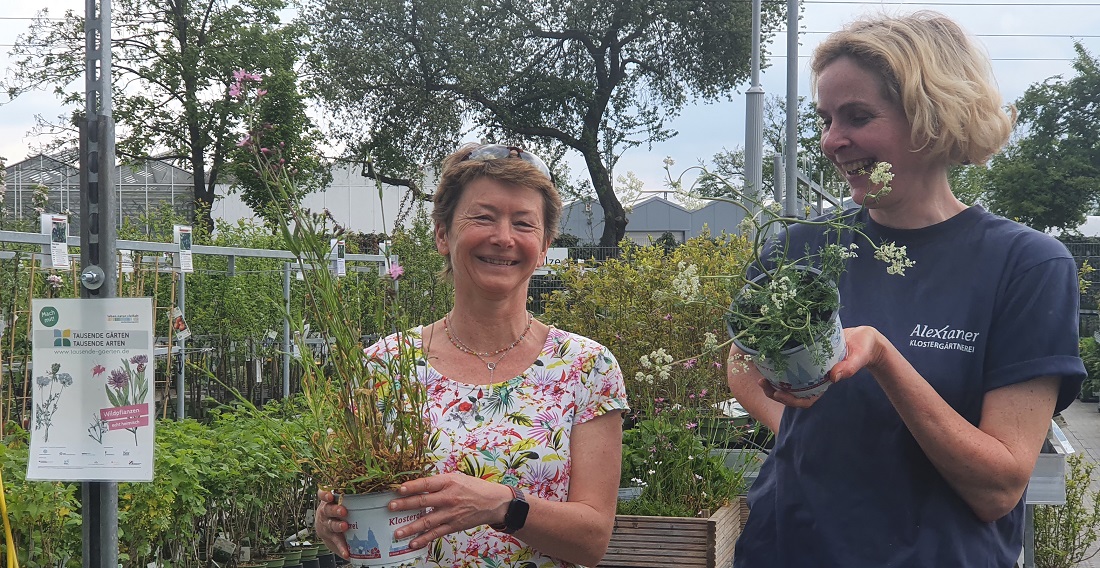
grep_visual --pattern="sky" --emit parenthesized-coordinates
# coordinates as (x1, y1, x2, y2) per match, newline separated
(2, 1, 1100, 193)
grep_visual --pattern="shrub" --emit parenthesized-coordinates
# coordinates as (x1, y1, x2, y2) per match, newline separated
(1033, 453, 1100, 568)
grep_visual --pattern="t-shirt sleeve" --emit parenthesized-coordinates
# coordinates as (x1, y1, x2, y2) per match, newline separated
(985, 254, 1085, 413)
(573, 342, 629, 425)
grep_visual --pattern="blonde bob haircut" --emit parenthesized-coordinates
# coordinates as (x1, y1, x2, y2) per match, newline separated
(432, 143, 562, 278)
(810, 11, 1015, 166)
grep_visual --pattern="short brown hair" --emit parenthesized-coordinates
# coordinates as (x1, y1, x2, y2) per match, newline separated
(432, 143, 562, 276)
(811, 11, 1015, 166)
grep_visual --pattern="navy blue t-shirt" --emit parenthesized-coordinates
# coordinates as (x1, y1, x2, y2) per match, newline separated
(734, 206, 1085, 568)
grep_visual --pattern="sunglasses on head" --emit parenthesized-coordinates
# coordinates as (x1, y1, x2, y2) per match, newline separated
(464, 144, 552, 180)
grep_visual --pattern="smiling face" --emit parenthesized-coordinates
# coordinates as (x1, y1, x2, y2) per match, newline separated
(816, 56, 947, 210)
(435, 177, 549, 301)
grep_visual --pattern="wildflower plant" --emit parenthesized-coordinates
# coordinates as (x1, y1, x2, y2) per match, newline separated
(96, 355, 151, 445)
(231, 69, 431, 494)
(667, 160, 914, 375)
(33, 362, 73, 442)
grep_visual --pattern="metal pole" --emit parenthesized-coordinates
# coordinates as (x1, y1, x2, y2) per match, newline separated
(176, 271, 186, 420)
(283, 262, 291, 398)
(744, 0, 764, 230)
(784, 0, 800, 218)
(81, 0, 118, 565)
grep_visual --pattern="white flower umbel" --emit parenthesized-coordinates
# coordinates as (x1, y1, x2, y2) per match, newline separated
(874, 243, 916, 276)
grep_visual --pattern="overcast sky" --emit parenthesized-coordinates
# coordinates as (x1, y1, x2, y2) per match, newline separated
(2, 1, 1099, 191)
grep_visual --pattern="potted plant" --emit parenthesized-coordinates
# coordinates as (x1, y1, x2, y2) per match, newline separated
(231, 69, 434, 567)
(678, 161, 914, 398)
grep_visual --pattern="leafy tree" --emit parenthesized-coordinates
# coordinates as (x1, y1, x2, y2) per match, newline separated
(2, 0, 315, 231)
(983, 42, 1100, 233)
(301, 0, 786, 246)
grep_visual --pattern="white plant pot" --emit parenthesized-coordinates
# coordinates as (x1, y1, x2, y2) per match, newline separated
(341, 491, 429, 568)
(733, 308, 846, 399)
(728, 266, 847, 399)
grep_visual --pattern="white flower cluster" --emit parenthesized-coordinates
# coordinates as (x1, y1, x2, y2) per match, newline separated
(32, 183, 49, 215)
(702, 331, 719, 354)
(671, 261, 701, 301)
(874, 243, 916, 276)
(635, 348, 674, 385)
(760, 275, 795, 316)
(867, 161, 895, 199)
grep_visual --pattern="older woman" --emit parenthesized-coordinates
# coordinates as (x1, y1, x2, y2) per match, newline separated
(316, 143, 628, 567)
(727, 12, 1085, 567)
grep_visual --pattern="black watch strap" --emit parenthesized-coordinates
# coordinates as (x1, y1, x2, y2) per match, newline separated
(489, 485, 529, 534)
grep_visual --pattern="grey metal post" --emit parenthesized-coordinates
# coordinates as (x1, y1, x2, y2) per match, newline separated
(80, 0, 118, 565)
(177, 271, 186, 420)
(744, 0, 764, 230)
(283, 262, 292, 398)
(1023, 504, 1036, 567)
(784, 0, 800, 218)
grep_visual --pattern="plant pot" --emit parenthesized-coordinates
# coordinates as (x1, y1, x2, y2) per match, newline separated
(340, 490, 429, 568)
(728, 266, 847, 399)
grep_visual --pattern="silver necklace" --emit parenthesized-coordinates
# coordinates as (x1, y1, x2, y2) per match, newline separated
(444, 312, 533, 381)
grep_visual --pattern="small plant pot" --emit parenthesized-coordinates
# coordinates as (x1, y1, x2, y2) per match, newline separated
(728, 266, 847, 398)
(340, 490, 429, 568)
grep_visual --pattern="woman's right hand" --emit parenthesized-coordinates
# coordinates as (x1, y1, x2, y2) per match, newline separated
(315, 489, 350, 559)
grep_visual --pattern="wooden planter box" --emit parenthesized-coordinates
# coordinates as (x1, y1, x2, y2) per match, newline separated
(600, 496, 748, 568)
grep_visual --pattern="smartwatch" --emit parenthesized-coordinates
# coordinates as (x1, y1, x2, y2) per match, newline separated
(489, 485, 529, 534)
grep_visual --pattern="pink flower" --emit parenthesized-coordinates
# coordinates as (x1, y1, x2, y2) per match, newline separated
(683, 358, 697, 369)
(236, 135, 252, 147)
(229, 83, 241, 97)
(92, 364, 106, 377)
(663, 313, 672, 321)
(686, 422, 697, 430)
(387, 262, 405, 280)
(256, 89, 268, 98)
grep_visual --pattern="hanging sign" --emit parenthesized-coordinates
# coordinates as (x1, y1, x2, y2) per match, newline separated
(40, 213, 70, 269)
(331, 239, 346, 277)
(169, 307, 191, 342)
(118, 249, 134, 275)
(27, 297, 155, 482)
(173, 225, 193, 273)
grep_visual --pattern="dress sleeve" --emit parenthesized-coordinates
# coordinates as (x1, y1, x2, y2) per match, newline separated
(573, 342, 629, 425)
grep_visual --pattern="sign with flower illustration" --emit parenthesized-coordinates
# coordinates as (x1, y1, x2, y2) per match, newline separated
(28, 297, 155, 482)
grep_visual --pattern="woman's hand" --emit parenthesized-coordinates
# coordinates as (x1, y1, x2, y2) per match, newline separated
(314, 489, 350, 559)
(387, 472, 516, 550)
(757, 326, 887, 409)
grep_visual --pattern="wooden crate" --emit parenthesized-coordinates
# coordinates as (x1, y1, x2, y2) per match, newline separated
(599, 497, 746, 568)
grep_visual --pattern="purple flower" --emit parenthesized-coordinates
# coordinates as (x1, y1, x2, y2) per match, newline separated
(108, 369, 129, 390)
(387, 262, 405, 280)
(130, 355, 148, 366)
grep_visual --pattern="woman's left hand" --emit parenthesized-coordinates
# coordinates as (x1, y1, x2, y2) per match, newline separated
(387, 472, 516, 550)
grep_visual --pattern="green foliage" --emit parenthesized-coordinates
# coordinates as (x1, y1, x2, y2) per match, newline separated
(1079, 337, 1100, 400)
(618, 416, 745, 517)
(0, 403, 317, 568)
(1033, 453, 1100, 568)
(0, 426, 82, 568)
(541, 234, 754, 515)
(301, 0, 786, 246)
(984, 42, 1100, 233)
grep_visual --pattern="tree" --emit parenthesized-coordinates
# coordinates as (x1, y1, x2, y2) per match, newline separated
(983, 42, 1100, 233)
(2, 0, 315, 231)
(301, 0, 786, 246)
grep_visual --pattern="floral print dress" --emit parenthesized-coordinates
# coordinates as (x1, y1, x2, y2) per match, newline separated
(367, 326, 627, 568)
